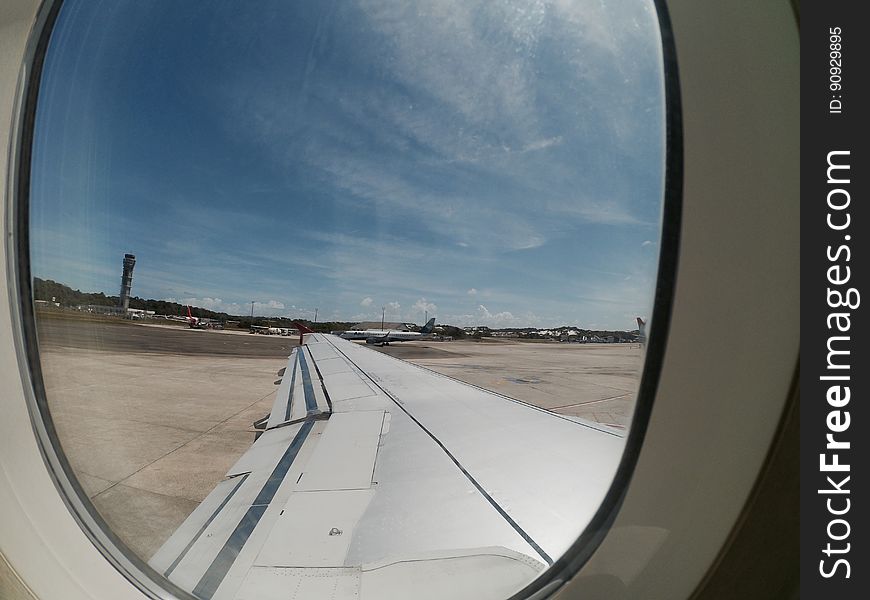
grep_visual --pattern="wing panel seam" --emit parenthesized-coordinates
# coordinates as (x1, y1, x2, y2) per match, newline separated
(163, 472, 250, 578)
(284, 352, 299, 422)
(192, 419, 316, 599)
(322, 336, 555, 566)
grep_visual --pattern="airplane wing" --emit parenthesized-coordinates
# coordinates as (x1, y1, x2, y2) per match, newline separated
(149, 333, 626, 600)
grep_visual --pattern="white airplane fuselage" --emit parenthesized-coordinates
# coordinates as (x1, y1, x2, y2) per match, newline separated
(341, 329, 424, 343)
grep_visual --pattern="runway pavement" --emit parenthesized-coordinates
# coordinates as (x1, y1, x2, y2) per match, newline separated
(375, 339, 641, 427)
(36, 315, 297, 356)
(33, 314, 642, 562)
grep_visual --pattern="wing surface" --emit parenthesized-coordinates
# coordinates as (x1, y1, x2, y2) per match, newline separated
(149, 333, 625, 599)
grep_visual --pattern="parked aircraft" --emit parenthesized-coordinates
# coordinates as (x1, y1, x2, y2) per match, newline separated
(185, 306, 223, 330)
(340, 317, 436, 345)
(0, 1, 798, 600)
(186, 305, 202, 328)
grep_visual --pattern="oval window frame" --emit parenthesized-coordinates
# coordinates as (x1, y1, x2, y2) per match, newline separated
(6, 1, 683, 598)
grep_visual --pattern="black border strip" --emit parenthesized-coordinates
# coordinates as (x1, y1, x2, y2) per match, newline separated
(305, 335, 335, 412)
(192, 420, 315, 599)
(284, 351, 298, 422)
(192, 505, 268, 599)
(297, 348, 319, 414)
(164, 472, 250, 578)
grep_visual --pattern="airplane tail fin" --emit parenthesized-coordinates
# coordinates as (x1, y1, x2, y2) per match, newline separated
(636, 317, 646, 343)
(420, 317, 436, 334)
(294, 322, 315, 345)
(294, 322, 314, 334)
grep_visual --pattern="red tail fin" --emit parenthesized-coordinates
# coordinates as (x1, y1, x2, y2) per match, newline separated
(294, 322, 314, 334)
(294, 322, 314, 345)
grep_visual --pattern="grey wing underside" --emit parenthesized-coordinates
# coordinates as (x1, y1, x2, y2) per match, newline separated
(149, 334, 626, 600)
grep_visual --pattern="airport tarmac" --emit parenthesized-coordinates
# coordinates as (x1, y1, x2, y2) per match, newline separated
(375, 340, 640, 427)
(36, 315, 297, 356)
(33, 317, 641, 562)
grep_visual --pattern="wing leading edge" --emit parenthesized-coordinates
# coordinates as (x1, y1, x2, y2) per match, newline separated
(149, 333, 626, 599)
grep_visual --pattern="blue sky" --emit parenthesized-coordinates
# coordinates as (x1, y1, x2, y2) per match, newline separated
(30, 0, 664, 329)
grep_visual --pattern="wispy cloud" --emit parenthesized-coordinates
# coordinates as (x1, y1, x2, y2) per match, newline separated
(30, 0, 663, 330)
(413, 298, 437, 315)
(169, 297, 287, 316)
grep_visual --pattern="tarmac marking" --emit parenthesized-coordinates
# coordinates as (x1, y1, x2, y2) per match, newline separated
(548, 392, 632, 410)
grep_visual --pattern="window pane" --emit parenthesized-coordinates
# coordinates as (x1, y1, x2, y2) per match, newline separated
(29, 1, 666, 597)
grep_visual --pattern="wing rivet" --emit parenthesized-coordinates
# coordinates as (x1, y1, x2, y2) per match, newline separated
(329, 527, 343, 536)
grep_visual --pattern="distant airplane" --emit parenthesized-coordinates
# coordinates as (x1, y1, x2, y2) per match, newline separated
(340, 317, 436, 345)
(186, 305, 198, 327)
(636, 317, 646, 344)
(186, 305, 204, 329)
(187, 306, 222, 329)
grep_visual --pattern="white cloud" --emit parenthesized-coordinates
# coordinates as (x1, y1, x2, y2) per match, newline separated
(521, 136, 562, 152)
(305, 148, 550, 251)
(467, 288, 477, 296)
(177, 297, 285, 316)
(387, 301, 401, 311)
(258, 299, 286, 310)
(358, 0, 542, 136)
(360, 296, 373, 307)
(213, 0, 663, 262)
(413, 298, 437, 315)
(477, 304, 518, 325)
(641, 240, 653, 247)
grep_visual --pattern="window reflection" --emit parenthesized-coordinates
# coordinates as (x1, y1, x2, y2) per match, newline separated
(30, 0, 665, 597)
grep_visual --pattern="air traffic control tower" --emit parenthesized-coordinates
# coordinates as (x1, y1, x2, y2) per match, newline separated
(119, 253, 136, 310)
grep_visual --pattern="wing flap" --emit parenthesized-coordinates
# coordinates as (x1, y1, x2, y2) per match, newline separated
(265, 350, 298, 429)
(254, 489, 375, 568)
(150, 420, 325, 594)
(264, 347, 331, 431)
(295, 411, 385, 492)
(233, 567, 361, 600)
(150, 474, 251, 575)
(360, 548, 543, 600)
(227, 425, 305, 477)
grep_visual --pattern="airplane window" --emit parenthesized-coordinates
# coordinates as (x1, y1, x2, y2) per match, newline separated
(22, 0, 675, 598)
